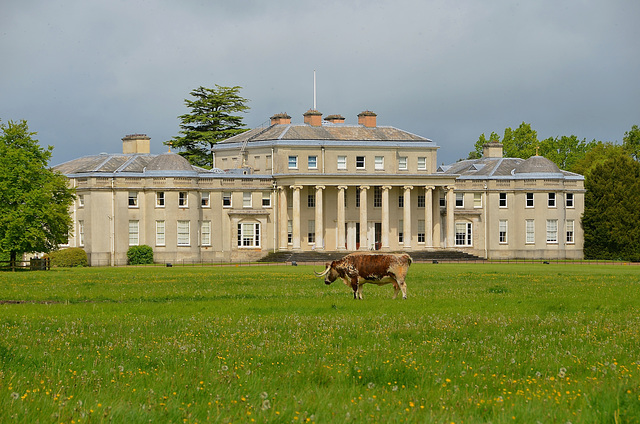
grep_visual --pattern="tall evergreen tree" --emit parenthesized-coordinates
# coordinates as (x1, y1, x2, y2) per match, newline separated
(0, 120, 75, 270)
(166, 85, 250, 168)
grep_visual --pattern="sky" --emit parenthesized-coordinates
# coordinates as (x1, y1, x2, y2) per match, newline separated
(1, 0, 639, 167)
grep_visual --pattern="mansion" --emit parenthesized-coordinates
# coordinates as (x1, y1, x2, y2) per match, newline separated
(55, 110, 584, 266)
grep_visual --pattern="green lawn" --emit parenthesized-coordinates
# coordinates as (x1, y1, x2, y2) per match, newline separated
(0, 263, 639, 423)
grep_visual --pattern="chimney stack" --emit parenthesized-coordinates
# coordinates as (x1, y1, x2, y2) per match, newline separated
(358, 110, 377, 128)
(303, 109, 323, 127)
(270, 113, 292, 125)
(482, 141, 503, 158)
(122, 134, 150, 154)
(325, 114, 345, 124)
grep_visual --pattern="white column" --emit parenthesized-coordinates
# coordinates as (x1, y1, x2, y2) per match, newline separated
(278, 187, 288, 250)
(432, 187, 441, 248)
(446, 186, 455, 248)
(359, 185, 369, 250)
(291, 185, 303, 251)
(403, 186, 413, 249)
(381, 185, 392, 250)
(425, 186, 434, 247)
(315, 185, 325, 250)
(337, 186, 347, 250)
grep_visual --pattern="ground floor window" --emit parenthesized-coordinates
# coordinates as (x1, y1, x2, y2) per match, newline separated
(177, 220, 190, 246)
(546, 219, 558, 243)
(499, 220, 508, 244)
(455, 222, 472, 246)
(238, 222, 260, 247)
(526, 219, 535, 244)
(417, 220, 425, 243)
(156, 220, 165, 246)
(129, 220, 139, 246)
(308, 220, 315, 244)
(566, 220, 574, 244)
(201, 221, 211, 246)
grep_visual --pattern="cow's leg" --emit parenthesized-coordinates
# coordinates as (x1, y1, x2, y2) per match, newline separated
(357, 283, 364, 300)
(398, 278, 407, 299)
(350, 278, 359, 300)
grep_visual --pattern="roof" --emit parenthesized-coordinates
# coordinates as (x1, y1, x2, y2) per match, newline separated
(54, 152, 225, 177)
(438, 155, 584, 180)
(216, 123, 432, 145)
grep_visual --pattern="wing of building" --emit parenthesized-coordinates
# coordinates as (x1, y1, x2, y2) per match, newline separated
(55, 113, 584, 265)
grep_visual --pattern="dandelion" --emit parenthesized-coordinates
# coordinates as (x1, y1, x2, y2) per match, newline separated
(392, 385, 398, 391)
(260, 392, 268, 400)
(558, 368, 566, 378)
(221, 365, 229, 372)
(367, 382, 375, 389)
(261, 399, 271, 410)
(11, 392, 19, 400)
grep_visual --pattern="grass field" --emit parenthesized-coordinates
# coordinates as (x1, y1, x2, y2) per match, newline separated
(0, 263, 639, 423)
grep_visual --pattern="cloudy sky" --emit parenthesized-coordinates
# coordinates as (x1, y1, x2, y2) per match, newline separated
(1, 0, 638, 166)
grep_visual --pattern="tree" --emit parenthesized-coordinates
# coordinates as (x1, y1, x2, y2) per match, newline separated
(571, 141, 626, 176)
(538, 135, 595, 173)
(166, 85, 250, 168)
(582, 154, 640, 261)
(0, 120, 75, 270)
(623, 124, 640, 161)
(466, 123, 538, 160)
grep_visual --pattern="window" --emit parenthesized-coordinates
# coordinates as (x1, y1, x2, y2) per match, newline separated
(417, 157, 427, 170)
(373, 186, 382, 208)
(499, 193, 507, 208)
(417, 220, 425, 243)
(129, 220, 139, 246)
(128, 192, 138, 208)
(398, 194, 404, 208)
(243, 192, 252, 208)
(262, 192, 271, 208)
(456, 193, 464, 208)
(308, 220, 315, 244)
(375, 156, 384, 170)
(546, 219, 558, 243)
(201, 221, 211, 246)
(222, 192, 232, 208)
(526, 220, 535, 244)
(179, 192, 188, 207)
(398, 220, 404, 243)
(308, 155, 317, 169)
(287, 220, 293, 244)
(156, 192, 165, 207)
(78, 220, 84, 247)
(566, 193, 574, 208)
(548, 192, 556, 208)
(417, 194, 425, 208)
(356, 156, 366, 169)
(78, 195, 85, 207)
(156, 220, 165, 246)
(356, 188, 361, 208)
(499, 220, 508, 244)
(566, 220, 575, 244)
(440, 197, 445, 207)
(307, 193, 315, 208)
(455, 222, 472, 246)
(238, 222, 260, 247)
(288, 156, 298, 169)
(398, 156, 408, 171)
(201, 192, 210, 208)
(177, 221, 190, 246)
(474, 193, 482, 208)
(337, 155, 347, 170)
(526, 192, 534, 208)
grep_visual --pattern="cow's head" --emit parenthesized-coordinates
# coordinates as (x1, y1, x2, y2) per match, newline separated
(314, 262, 339, 285)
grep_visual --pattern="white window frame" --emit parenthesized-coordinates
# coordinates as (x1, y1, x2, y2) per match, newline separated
(455, 222, 473, 246)
(156, 220, 165, 246)
(201, 221, 211, 246)
(375, 156, 384, 170)
(546, 219, 558, 244)
(548, 192, 556, 208)
(128, 220, 139, 246)
(526, 192, 534, 208)
(566, 193, 574, 208)
(566, 220, 575, 244)
(222, 192, 232, 208)
(78, 220, 85, 247)
(237, 222, 260, 248)
(156, 191, 165, 208)
(308, 220, 315, 244)
(287, 220, 293, 244)
(262, 192, 271, 208)
(128, 192, 138, 208)
(499, 193, 507, 208)
(356, 156, 366, 170)
(243, 192, 252, 208)
(398, 156, 408, 171)
(337, 155, 347, 170)
(201, 192, 210, 208)
(179, 191, 188, 208)
(78, 194, 85, 208)
(499, 220, 508, 244)
(177, 220, 190, 246)
(526, 219, 535, 244)
(288, 155, 298, 169)
(398, 219, 404, 243)
(417, 157, 427, 171)
(474, 193, 482, 209)
(308, 155, 318, 170)
(417, 220, 425, 244)
(456, 192, 464, 208)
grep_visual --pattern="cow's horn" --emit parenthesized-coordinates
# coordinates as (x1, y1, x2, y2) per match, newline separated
(314, 266, 330, 277)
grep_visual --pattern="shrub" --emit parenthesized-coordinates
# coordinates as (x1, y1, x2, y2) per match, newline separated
(46, 248, 88, 267)
(127, 245, 154, 265)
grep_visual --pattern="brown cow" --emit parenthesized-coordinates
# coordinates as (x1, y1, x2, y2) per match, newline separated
(314, 252, 413, 299)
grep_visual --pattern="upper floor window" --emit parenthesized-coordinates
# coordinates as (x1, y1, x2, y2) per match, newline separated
(128, 192, 138, 208)
(566, 193, 574, 208)
(355, 188, 361, 208)
(417, 157, 427, 170)
(78, 194, 85, 208)
(307, 193, 315, 208)
(398, 194, 404, 208)
(456, 193, 464, 208)
(201, 192, 210, 208)
(398, 156, 408, 171)
(373, 186, 382, 208)
(222, 192, 232, 208)
(179, 191, 188, 207)
(526, 192, 534, 208)
(474, 193, 482, 208)
(548, 192, 556, 208)
(308, 155, 317, 169)
(288, 156, 298, 169)
(243, 192, 252, 208)
(375, 156, 384, 170)
(262, 192, 271, 208)
(337, 155, 347, 170)
(356, 156, 366, 169)
(417, 194, 425, 208)
(499, 193, 507, 208)
(156, 192, 165, 207)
